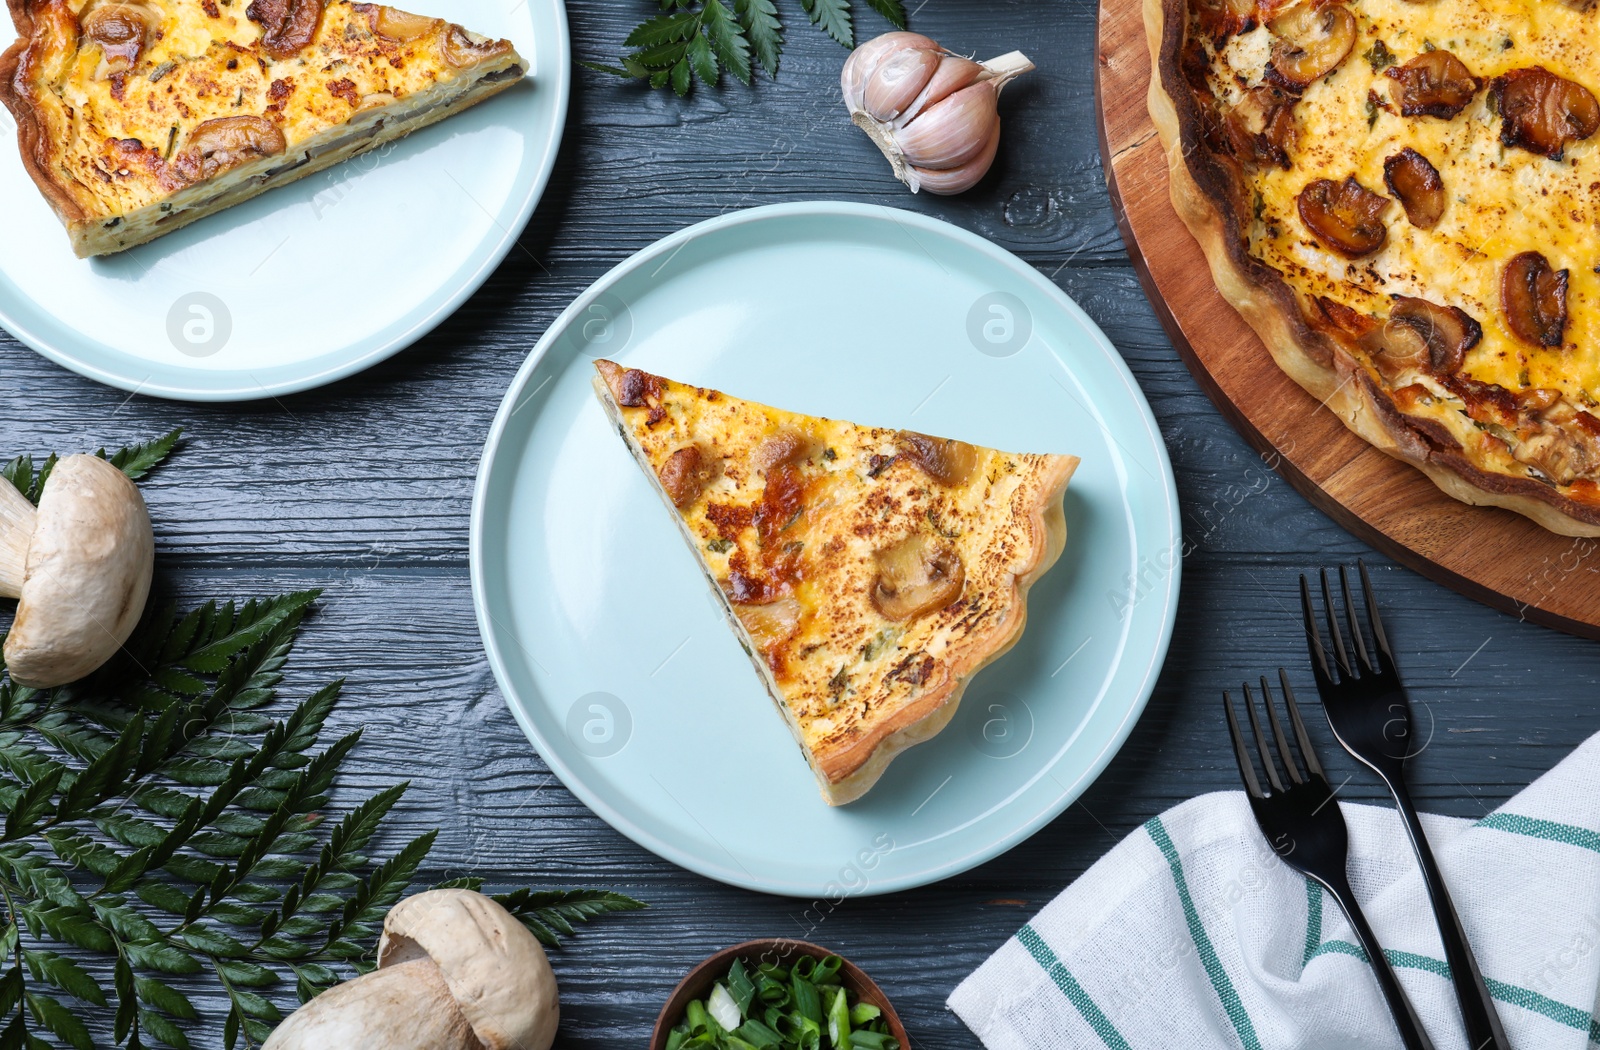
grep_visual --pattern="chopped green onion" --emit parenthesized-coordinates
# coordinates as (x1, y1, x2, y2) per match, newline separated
(849, 1003, 881, 1026)
(814, 957, 844, 984)
(686, 999, 711, 1035)
(736, 1018, 784, 1048)
(756, 973, 790, 1006)
(791, 972, 823, 1026)
(850, 1033, 899, 1050)
(729, 958, 758, 1014)
(827, 987, 853, 1050)
(709, 983, 743, 1031)
(665, 1025, 689, 1050)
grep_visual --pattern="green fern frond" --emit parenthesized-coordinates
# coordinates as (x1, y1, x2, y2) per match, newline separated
(592, 0, 908, 95)
(0, 437, 645, 1047)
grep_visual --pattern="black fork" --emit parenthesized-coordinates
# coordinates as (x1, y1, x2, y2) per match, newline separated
(1302, 564, 1509, 1050)
(1225, 672, 1436, 1050)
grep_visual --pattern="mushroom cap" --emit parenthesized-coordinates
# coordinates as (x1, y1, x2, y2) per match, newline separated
(378, 889, 559, 1050)
(3, 454, 154, 688)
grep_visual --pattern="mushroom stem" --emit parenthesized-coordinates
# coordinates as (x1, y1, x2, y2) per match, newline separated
(261, 958, 479, 1050)
(0, 478, 35, 601)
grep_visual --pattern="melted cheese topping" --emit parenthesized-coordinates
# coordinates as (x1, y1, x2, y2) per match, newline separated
(19, 1, 510, 219)
(596, 363, 1074, 778)
(1204, 0, 1600, 493)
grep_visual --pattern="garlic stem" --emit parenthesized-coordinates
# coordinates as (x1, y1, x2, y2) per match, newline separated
(977, 51, 1036, 87)
(0, 478, 34, 601)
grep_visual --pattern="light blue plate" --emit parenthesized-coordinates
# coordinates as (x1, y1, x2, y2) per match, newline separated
(471, 203, 1181, 897)
(0, 0, 568, 402)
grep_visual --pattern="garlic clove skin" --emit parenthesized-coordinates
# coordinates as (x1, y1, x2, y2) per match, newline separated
(898, 54, 985, 127)
(862, 45, 943, 122)
(910, 120, 1002, 195)
(894, 81, 1000, 170)
(840, 31, 942, 110)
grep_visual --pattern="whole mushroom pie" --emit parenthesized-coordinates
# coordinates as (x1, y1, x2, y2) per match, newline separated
(1148, 0, 1600, 534)
(0, 0, 526, 257)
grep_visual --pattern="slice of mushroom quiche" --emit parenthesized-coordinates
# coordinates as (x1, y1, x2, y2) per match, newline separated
(594, 360, 1080, 806)
(1, 0, 526, 257)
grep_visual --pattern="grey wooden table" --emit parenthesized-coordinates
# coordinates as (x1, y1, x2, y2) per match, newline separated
(5, 2, 1598, 1046)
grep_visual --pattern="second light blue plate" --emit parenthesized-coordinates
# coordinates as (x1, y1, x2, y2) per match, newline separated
(472, 202, 1181, 897)
(0, 0, 568, 401)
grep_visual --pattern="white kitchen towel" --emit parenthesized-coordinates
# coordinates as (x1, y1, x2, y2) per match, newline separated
(949, 733, 1600, 1049)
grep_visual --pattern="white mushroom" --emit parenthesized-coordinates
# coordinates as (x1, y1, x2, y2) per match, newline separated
(263, 890, 559, 1050)
(0, 454, 154, 688)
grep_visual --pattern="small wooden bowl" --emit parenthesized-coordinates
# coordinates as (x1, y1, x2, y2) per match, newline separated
(651, 939, 910, 1049)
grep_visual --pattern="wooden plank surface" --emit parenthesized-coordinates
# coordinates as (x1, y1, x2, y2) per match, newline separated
(1095, 0, 1600, 638)
(4, 2, 1600, 1046)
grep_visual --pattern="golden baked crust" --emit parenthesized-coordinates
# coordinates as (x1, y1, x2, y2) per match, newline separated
(1, 0, 525, 256)
(593, 360, 1078, 806)
(1148, 0, 1600, 535)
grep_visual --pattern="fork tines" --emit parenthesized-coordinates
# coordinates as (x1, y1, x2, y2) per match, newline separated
(1300, 561, 1395, 683)
(1224, 669, 1325, 799)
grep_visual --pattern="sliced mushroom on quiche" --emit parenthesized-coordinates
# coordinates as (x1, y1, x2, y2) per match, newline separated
(1, 0, 527, 257)
(592, 360, 1080, 805)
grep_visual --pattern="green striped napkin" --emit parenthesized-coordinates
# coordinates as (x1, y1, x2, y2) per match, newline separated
(949, 735, 1600, 1049)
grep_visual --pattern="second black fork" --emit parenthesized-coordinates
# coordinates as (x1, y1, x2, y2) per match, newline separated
(1302, 563, 1509, 1050)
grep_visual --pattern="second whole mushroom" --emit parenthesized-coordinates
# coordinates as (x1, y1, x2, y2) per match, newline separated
(842, 32, 1034, 195)
(0, 454, 154, 688)
(263, 889, 560, 1050)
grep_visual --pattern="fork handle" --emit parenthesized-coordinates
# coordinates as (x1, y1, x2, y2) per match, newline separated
(1319, 872, 1438, 1050)
(1388, 781, 1511, 1050)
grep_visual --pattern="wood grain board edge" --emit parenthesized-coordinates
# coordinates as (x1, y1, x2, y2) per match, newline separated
(1092, 0, 1600, 640)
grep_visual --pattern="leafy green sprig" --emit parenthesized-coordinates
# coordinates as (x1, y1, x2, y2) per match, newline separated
(0, 435, 644, 1050)
(588, 0, 908, 96)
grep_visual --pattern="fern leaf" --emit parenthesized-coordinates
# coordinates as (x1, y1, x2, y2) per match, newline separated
(492, 888, 648, 948)
(26, 992, 92, 1050)
(687, 29, 719, 85)
(3, 768, 62, 842)
(0, 962, 23, 1020)
(181, 593, 318, 673)
(336, 831, 436, 935)
(861, 0, 906, 28)
(23, 907, 112, 954)
(799, 0, 853, 46)
(734, 0, 783, 75)
(20, 952, 104, 1008)
(625, 9, 702, 46)
(704, 0, 752, 84)
(134, 1008, 190, 1050)
(103, 430, 182, 481)
(57, 714, 144, 821)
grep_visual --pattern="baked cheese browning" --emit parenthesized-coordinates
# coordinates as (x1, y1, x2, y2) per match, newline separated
(1, 0, 525, 255)
(592, 360, 1079, 804)
(1169, 0, 1600, 523)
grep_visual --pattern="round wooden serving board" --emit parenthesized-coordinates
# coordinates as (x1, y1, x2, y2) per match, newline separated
(1094, 0, 1600, 639)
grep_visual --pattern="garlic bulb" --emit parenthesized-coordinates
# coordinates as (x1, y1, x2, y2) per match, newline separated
(842, 32, 1033, 195)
